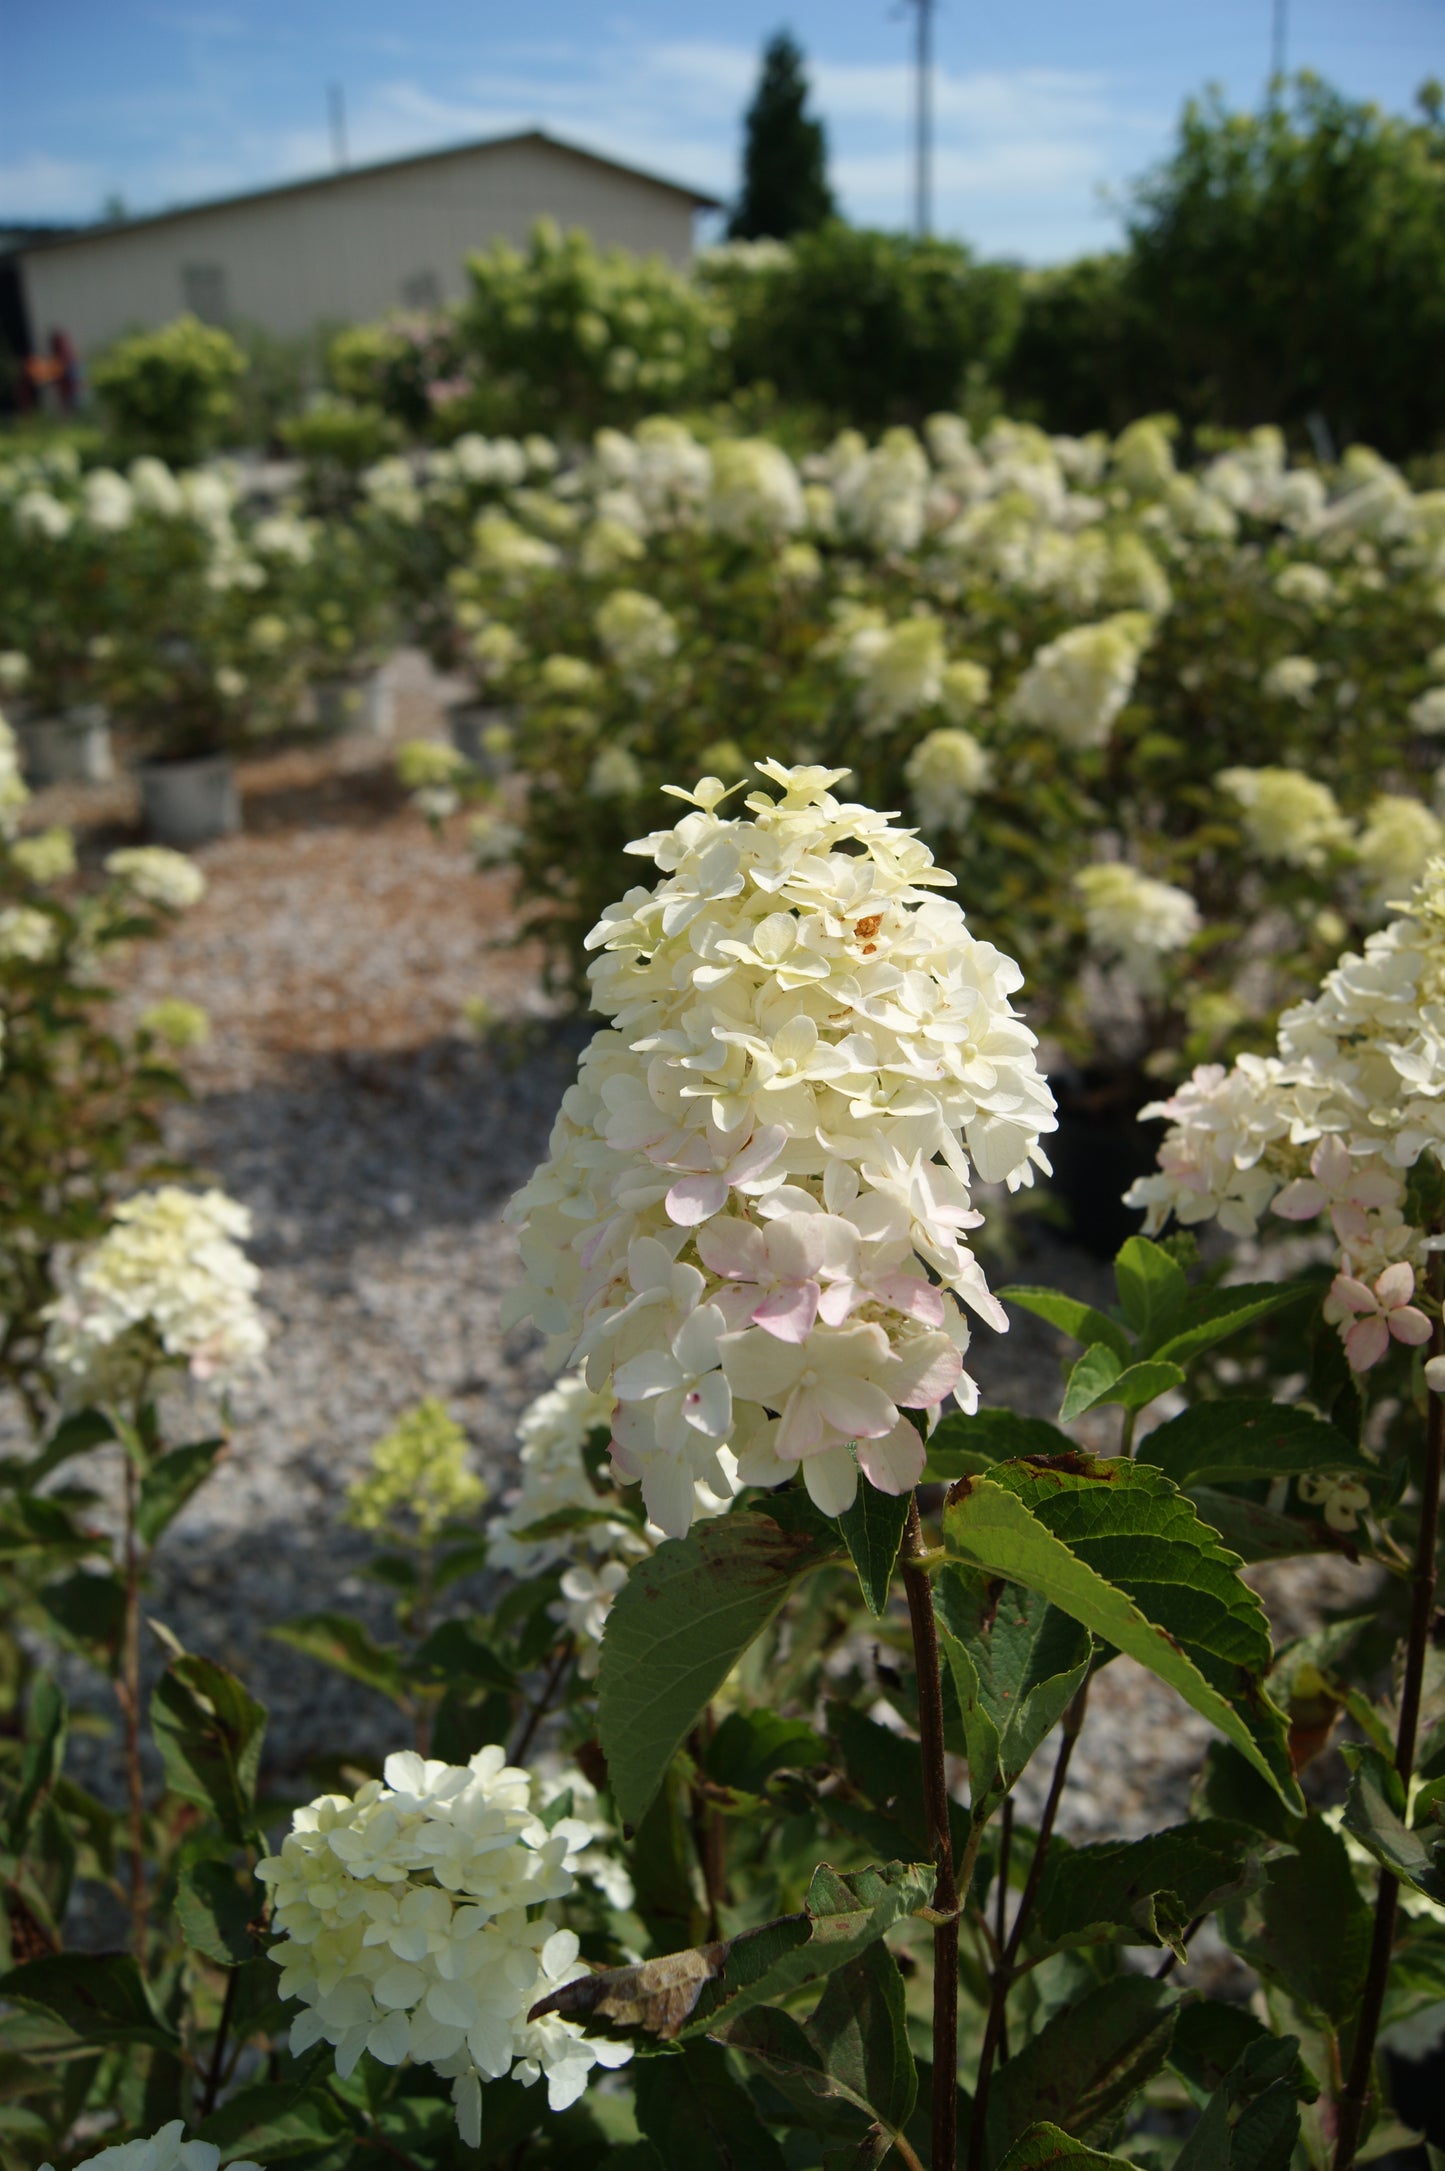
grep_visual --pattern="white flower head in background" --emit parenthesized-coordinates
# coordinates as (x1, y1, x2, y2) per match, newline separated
(708, 437, 806, 541)
(0, 903, 57, 963)
(1128, 858, 1445, 1374)
(44, 1187, 266, 1407)
(845, 613, 946, 731)
(505, 761, 1056, 1530)
(0, 712, 28, 838)
(257, 1746, 631, 2145)
(1261, 654, 1320, 703)
(1007, 613, 1153, 750)
(905, 727, 993, 834)
(11, 826, 77, 886)
(1075, 862, 1201, 993)
(1218, 766, 1354, 870)
(104, 846, 207, 912)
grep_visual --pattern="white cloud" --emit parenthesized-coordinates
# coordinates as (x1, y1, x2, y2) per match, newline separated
(3, 29, 1159, 260)
(0, 154, 104, 222)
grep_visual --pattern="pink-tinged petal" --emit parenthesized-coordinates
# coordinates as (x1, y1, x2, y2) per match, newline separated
(816, 1279, 861, 1325)
(889, 1336, 964, 1409)
(763, 1213, 828, 1281)
(666, 1173, 728, 1226)
(696, 1218, 766, 1280)
(800, 1443, 858, 1517)
(727, 1124, 788, 1183)
(1389, 1306, 1433, 1347)
(752, 1281, 820, 1342)
(713, 1285, 761, 1331)
(1426, 1355, 1445, 1393)
(869, 1269, 946, 1326)
(1330, 1202, 1370, 1247)
(1375, 1262, 1417, 1310)
(813, 1376, 898, 1439)
(775, 1386, 828, 1458)
(1311, 1136, 1352, 1188)
(856, 1414, 926, 1495)
(1344, 1314, 1390, 1372)
(1330, 1275, 1379, 1317)
(1272, 1179, 1326, 1221)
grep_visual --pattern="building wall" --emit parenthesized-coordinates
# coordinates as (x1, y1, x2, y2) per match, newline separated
(18, 138, 699, 360)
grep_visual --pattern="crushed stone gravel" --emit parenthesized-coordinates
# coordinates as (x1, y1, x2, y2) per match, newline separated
(8, 651, 1376, 1879)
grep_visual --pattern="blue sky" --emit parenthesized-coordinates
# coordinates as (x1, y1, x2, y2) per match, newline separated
(3, 2, 1440, 261)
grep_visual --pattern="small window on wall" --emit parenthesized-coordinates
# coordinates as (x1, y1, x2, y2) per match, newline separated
(181, 264, 229, 323)
(401, 269, 441, 309)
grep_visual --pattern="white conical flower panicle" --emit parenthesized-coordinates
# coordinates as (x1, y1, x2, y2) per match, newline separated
(258, 1746, 631, 2145)
(43, 1187, 266, 1406)
(504, 761, 1056, 1530)
(1127, 858, 1445, 1378)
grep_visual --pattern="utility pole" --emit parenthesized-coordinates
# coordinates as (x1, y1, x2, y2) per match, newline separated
(900, 0, 936, 236)
(1270, 0, 1288, 91)
(329, 82, 349, 171)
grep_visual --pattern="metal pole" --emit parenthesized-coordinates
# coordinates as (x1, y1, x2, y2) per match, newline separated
(914, 0, 934, 235)
(329, 83, 349, 171)
(1270, 0, 1288, 89)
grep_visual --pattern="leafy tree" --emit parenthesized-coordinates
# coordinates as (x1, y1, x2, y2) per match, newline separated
(729, 222, 1021, 425)
(729, 30, 836, 240)
(1119, 73, 1445, 456)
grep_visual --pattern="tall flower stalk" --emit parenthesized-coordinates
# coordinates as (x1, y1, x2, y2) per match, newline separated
(1131, 863, 1445, 2164)
(506, 761, 1058, 2159)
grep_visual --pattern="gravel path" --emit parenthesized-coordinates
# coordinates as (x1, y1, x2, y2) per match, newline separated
(10, 658, 1376, 1878)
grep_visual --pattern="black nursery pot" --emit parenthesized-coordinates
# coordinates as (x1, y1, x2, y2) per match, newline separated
(1046, 1073, 1158, 1261)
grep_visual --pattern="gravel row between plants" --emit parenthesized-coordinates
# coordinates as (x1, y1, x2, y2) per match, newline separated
(9, 653, 1373, 1899)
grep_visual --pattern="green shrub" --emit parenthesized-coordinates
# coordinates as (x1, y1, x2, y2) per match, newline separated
(280, 396, 404, 509)
(90, 313, 246, 463)
(327, 310, 465, 434)
(450, 218, 725, 437)
(727, 222, 1022, 427)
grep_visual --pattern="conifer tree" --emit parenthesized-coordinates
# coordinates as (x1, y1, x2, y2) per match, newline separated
(728, 31, 836, 240)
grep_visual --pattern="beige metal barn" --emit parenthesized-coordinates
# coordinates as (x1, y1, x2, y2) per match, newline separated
(15, 130, 719, 362)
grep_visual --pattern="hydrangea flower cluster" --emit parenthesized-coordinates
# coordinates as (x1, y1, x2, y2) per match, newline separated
(1127, 859, 1445, 1374)
(504, 761, 1056, 1528)
(347, 1398, 487, 1544)
(1006, 613, 1153, 750)
(44, 1187, 267, 1406)
(40, 2123, 259, 2171)
(1075, 862, 1201, 993)
(905, 727, 993, 834)
(258, 1747, 631, 2144)
(1218, 767, 1353, 869)
(102, 846, 207, 912)
(485, 1370, 736, 1671)
(0, 710, 29, 837)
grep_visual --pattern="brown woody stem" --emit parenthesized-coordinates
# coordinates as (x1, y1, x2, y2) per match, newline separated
(1331, 1249, 1444, 2171)
(119, 1453, 149, 1958)
(967, 1676, 1090, 2171)
(902, 1495, 961, 2170)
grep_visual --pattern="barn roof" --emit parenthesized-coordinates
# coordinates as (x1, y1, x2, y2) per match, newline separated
(15, 128, 721, 255)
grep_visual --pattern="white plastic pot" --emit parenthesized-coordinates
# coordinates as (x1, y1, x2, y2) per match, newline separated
(138, 754, 240, 848)
(314, 667, 394, 739)
(17, 706, 115, 786)
(447, 700, 512, 777)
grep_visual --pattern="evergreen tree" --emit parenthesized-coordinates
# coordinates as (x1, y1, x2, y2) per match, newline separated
(728, 31, 836, 241)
